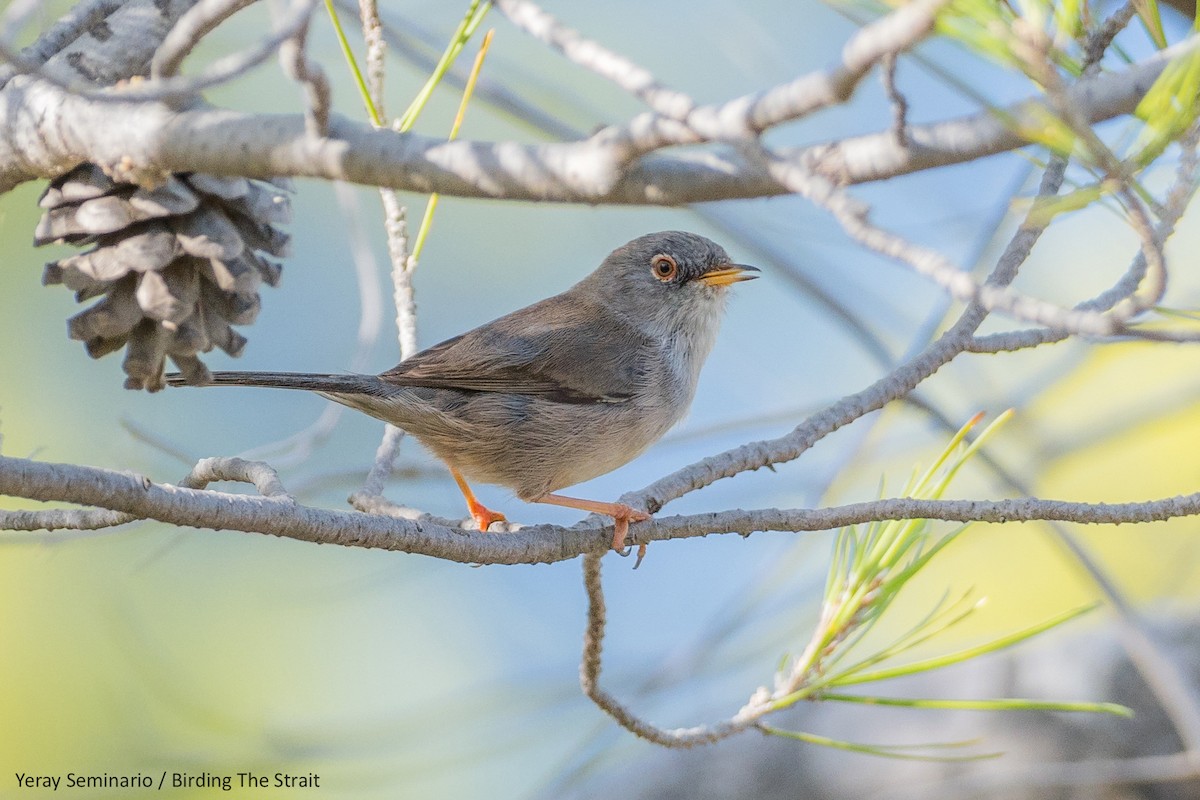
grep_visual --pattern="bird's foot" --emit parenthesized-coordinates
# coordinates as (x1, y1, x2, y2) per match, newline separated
(468, 501, 507, 532)
(609, 505, 651, 552)
(533, 493, 651, 566)
(450, 466, 507, 531)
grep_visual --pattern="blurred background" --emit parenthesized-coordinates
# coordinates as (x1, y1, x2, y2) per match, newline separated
(2, 0, 1200, 797)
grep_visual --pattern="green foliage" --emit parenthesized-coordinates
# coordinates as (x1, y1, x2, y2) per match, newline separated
(324, 0, 490, 132)
(1133, 0, 1167, 50)
(762, 412, 1131, 757)
(925, 0, 1198, 230)
(323, 1, 493, 266)
(323, 0, 383, 125)
(1130, 44, 1200, 169)
(396, 1, 491, 134)
(1024, 181, 1109, 226)
(937, 0, 1083, 82)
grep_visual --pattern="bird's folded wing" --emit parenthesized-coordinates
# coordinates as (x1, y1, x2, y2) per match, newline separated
(378, 295, 651, 404)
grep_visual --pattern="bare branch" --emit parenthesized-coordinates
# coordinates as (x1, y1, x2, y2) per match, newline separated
(740, 0, 946, 133)
(5, 454, 1200, 565)
(1107, 187, 1168, 322)
(595, 0, 948, 158)
(178, 456, 292, 499)
(581, 552, 751, 746)
(151, 0, 260, 79)
(344, 0, 428, 505)
(0, 506, 135, 532)
(1085, 3, 1139, 70)
(493, 0, 697, 120)
(803, 36, 1199, 184)
(351, 425, 408, 502)
(968, 123, 1200, 355)
(881, 52, 908, 148)
(380, 189, 417, 357)
(356, 0, 386, 119)
(759, 147, 1129, 336)
(0, 25, 1191, 201)
(277, 0, 331, 137)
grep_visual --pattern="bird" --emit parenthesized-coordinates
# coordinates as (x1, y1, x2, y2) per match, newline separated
(166, 231, 758, 555)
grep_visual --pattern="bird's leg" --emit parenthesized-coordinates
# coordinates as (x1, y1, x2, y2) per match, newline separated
(450, 467, 507, 531)
(533, 493, 650, 556)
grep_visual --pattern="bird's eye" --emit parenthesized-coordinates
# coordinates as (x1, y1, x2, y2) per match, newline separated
(650, 254, 678, 282)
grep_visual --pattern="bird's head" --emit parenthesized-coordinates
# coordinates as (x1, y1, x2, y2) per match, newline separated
(587, 231, 759, 337)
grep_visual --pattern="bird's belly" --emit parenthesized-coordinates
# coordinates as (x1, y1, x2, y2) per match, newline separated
(375, 389, 678, 500)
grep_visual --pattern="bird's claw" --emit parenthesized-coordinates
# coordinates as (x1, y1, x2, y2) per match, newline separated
(610, 506, 651, 567)
(469, 505, 507, 532)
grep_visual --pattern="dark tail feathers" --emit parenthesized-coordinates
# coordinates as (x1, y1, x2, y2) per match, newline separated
(165, 371, 385, 395)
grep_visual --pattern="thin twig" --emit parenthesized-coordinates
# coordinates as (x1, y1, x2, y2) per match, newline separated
(151, 0, 260, 79)
(493, 0, 696, 121)
(349, 190, 416, 501)
(120, 417, 197, 467)
(581, 553, 753, 746)
(881, 52, 908, 148)
(593, 0, 950, 160)
(0, 506, 136, 531)
(758, 148, 1128, 336)
(278, 0, 331, 137)
(967, 121, 1200, 355)
(357, 0, 386, 119)
(179, 456, 293, 499)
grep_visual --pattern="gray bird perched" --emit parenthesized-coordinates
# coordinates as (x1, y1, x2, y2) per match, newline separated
(166, 231, 758, 556)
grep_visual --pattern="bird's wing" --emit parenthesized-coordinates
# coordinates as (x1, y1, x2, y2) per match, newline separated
(378, 294, 652, 404)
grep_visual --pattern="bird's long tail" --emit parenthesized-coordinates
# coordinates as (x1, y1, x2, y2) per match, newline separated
(165, 371, 389, 396)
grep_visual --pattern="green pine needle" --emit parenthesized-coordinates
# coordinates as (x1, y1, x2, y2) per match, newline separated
(765, 412, 1127, 757)
(323, 0, 382, 126)
(815, 693, 1133, 717)
(760, 725, 1002, 761)
(832, 604, 1098, 686)
(397, 0, 491, 133)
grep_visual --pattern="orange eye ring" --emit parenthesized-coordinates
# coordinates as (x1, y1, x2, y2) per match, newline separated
(650, 254, 678, 282)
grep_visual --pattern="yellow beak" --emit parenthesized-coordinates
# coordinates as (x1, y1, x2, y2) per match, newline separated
(698, 264, 760, 287)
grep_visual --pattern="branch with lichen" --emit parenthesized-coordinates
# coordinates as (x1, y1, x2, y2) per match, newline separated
(4, 452, 1200, 564)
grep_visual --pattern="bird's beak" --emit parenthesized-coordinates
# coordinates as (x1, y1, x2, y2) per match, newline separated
(699, 263, 760, 287)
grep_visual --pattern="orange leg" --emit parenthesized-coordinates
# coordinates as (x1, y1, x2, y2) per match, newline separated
(450, 468, 507, 531)
(534, 493, 650, 558)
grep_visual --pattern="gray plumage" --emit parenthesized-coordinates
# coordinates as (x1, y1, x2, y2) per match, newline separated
(166, 231, 757, 504)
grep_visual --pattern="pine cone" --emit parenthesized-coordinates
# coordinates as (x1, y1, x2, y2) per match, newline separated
(36, 164, 291, 391)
